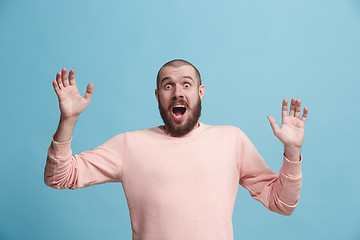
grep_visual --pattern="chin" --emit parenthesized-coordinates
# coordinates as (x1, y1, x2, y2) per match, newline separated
(158, 100, 201, 137)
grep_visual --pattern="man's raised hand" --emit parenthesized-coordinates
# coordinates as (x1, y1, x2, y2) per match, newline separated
(52, 68, 93, 121)
(267, 98, 308, 161)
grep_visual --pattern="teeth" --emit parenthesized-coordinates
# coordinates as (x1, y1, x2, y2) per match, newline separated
(174, 104, 185, 108)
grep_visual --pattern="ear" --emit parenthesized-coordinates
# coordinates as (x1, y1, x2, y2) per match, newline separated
(155, 89, 159, 102)
(199, 85, 205, 101)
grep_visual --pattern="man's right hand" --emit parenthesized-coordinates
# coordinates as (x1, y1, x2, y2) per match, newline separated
(52, 67, 93, 121)
(52, 68, 93, 142)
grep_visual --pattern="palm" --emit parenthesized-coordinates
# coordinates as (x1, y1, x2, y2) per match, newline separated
(268, 98, 308, 148)
(52, 68, 93, 120)
(58, 85, 89, 118)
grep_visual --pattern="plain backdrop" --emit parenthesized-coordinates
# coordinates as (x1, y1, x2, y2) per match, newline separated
(0, 0, 359, 239)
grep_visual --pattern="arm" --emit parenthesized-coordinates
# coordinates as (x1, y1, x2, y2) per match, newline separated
(44, 68, 125, 189)
(239, 98, 308, 216)
(45, 133, 126, 189)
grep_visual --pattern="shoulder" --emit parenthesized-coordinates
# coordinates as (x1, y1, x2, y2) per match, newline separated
(122, 126, 161, 140)
(206, 124, 241, 133)
(204, 124, 242, 137)
(204, 124, 251, 140)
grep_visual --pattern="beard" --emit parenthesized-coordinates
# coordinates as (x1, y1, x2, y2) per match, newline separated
(158, 97, 202, 137)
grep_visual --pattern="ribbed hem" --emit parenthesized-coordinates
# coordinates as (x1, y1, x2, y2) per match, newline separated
(48, 134, 73, 158)
(280, 154, 302, 178)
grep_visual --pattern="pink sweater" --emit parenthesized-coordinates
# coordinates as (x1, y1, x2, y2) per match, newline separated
(45, 123, 302, 240)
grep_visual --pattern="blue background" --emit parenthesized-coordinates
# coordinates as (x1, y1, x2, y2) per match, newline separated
(1, 0, 359, 239)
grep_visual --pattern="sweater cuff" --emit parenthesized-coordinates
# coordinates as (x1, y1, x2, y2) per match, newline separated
(48, 134, 73, 158)
(280, 154, 302, 178)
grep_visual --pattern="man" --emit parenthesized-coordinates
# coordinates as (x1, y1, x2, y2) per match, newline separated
(45, 59, 308, 240)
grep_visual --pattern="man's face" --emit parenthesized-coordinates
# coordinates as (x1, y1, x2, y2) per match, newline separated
(155, 65, 205, 137)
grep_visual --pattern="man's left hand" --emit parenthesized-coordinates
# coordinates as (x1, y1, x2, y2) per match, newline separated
(267, 98, 308, 162)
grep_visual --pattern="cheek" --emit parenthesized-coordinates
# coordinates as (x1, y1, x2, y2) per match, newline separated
(159, 93, 171, 107)
(189, 92, 200, 103)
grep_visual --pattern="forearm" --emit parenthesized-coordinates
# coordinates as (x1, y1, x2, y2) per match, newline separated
(53, 116, 78, 142)
(268, 155, 302, 215)
(45, 138, 73, 189)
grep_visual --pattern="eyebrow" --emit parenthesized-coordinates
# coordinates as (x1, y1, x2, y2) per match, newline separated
(161, 76, 194, 84)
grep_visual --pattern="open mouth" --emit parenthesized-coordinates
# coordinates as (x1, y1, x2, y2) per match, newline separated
(171, 104, 187, 120)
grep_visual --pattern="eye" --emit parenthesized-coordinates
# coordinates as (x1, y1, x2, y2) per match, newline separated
(184, 83, 191, 88)
(164, 83, 172, 89)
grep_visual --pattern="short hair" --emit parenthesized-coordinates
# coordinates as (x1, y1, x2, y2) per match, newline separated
(156, 59, 202, 90)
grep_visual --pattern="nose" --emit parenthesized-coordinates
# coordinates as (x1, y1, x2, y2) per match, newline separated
(172, 85, 184, 100)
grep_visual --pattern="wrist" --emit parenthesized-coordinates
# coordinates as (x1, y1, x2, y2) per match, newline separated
(60, 115, 79, 124)
(54, 116, 78, 142)
(284, 145, 301, 162)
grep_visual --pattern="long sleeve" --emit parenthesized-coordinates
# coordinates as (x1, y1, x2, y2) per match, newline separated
(237, 129, 302, 216)
(44, 133, 127, 190)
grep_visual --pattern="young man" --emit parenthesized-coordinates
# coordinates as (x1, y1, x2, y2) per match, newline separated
(45, 59, 308, 240)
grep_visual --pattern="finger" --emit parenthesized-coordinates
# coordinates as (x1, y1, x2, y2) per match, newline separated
(56, 71, 64, 89)
(289, 98, 296, 117)
(268, 116, 280, 136)
(52, 80, 60, 95)
(62, 67, 70, 87)
(84, 83, 94, 101)
(295, 99, 302, 118)
(301, 107, 308, 123)
(281, 98, 288, 119)
(69, 69, 76, 85)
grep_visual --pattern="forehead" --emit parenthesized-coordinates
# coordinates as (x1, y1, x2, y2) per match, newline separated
(158, 65, 198, 82)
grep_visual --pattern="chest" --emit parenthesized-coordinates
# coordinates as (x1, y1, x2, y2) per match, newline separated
(123, 137, 238, 192)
